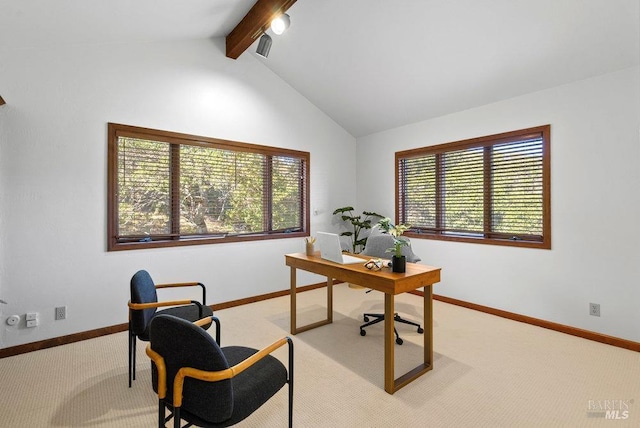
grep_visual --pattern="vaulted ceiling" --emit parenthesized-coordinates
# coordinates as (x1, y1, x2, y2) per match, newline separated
(1, 0, 638, 137)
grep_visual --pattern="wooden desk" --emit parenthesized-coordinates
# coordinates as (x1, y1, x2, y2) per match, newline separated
(285, 252, 441, 394)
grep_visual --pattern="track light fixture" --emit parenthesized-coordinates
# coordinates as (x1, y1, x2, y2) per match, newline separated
(256, 33, 272, 58)
(271, 13, 290, 35)
(255, 12, 291, 58)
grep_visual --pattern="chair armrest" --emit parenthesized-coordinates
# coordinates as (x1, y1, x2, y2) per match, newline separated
(128, 299, 199, 310)
(155, 281, 200, 288)
(155, 282, 207, 305)
(129, 300, 208, 323)
(146, 345, 167, 399)
(173, 337, 294, 407)
(193, 316, 221, 345)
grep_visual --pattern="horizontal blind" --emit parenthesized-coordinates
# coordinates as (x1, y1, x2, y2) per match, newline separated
(399, 156, 437, 228)
(491, 138, 543, 238)
(180, 145, 265, 236)
(443, 147, 484, 235)
(115, 135, 308, 242)
(117, 137, 171, 238)
(271, 155, 304, 232)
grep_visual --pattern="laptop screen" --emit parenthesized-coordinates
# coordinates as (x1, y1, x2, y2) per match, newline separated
(316, 232, 344, 263)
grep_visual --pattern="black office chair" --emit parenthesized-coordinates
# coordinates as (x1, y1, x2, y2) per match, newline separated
(359, 233, 424, 345)
(147, 314, 294, 428)
(128, 269, 220, 387)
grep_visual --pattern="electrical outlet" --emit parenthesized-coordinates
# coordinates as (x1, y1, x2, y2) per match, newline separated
(55, 306, 66, 320)
(26, 312, 39, 327)
(589, 303, 600, 317)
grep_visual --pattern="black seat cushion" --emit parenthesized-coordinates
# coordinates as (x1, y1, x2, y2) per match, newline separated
(139, 304, 213, 341)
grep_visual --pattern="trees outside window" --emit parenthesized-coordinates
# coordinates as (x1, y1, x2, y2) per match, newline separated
(108, 123, 309, 251)
(396, 125, 550, 249)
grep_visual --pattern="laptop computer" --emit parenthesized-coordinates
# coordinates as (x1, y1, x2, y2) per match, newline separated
(316, 232, 363, 264)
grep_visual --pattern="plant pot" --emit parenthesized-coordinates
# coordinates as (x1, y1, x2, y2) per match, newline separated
(392, 255, 406, 273)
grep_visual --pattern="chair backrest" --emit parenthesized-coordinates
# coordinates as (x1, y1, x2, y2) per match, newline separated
(368, 223, 384, 238)
(150, 314, 233, 424)
(130, 270, 160, 336)
(361, 234, 421, 262)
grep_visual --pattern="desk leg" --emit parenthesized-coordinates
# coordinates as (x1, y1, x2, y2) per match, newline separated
(290, 267, 334, 335)
(385, 286, 434, 394)
(424, 285, 433, 367)
(384, 293, 395, 394)
(327, 277, 333, 324)
(290, 267, 297, 334)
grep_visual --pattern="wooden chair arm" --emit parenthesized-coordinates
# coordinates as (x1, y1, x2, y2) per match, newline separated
(155, 282, 207, 305)
(128, 299, 196, 310)
(155, 282, 201, 289)
(193, 316, 221, 345)
(173, 337, 293, 407)
(146, 345, 167, 399)
(193, 317, 214, 328)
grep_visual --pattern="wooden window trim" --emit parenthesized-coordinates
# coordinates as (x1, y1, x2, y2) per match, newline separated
(396, 125, 551, 249)
(107, 123, 310, 251)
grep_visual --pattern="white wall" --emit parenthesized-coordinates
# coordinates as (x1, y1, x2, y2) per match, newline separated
(2, 39, 638, 349)
(0, 38, 356, 348)
(357, 66, 640, 342)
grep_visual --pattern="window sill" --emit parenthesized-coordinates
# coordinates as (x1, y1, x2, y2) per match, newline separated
(108, 231, 307, 251)
(405, 231, 551, 250)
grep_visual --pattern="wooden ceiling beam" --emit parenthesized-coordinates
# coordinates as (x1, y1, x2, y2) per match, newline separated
(226, 0, 297, 59)
(0, 95, 5, 106)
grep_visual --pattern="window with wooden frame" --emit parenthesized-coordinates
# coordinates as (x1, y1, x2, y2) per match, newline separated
(396, 125, 550, 249)
(107, 123, 310, 251)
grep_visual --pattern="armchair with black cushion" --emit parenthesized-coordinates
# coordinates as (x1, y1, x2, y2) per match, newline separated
(128, 269, 220, 387)
(359, 231, 424, 345)
(146, 314, 294, 428)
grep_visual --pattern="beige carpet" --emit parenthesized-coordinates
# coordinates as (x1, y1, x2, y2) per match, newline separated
(1, 283, 639, 427)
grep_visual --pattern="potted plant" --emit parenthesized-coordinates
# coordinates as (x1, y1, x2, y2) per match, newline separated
(332, 207, 384, 253)
(378, 218, 411, 273)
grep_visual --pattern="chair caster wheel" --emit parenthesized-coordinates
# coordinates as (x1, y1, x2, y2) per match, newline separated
(417, 327, 424, 334)
(364, 316, 369, 322)
(360, 330, 366, 336)
(396, 338, 403, 345)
